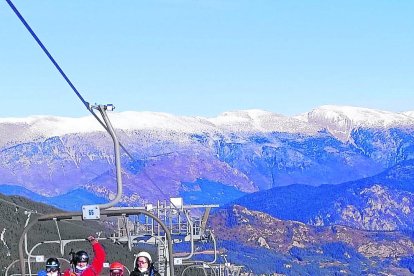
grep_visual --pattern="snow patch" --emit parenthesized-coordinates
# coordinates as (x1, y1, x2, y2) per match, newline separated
(1, 228, 11, 256)
(296, 105, 414, 141)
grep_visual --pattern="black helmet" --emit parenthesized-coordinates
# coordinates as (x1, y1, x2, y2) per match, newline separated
(74, 250, 89, 265)
(46, 257, 60, 271)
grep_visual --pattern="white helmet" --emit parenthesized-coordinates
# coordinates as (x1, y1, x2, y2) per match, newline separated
(136, 251, 152, 263)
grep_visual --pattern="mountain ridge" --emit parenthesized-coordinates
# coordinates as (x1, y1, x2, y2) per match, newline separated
(2, 105, 414, 146)
(229, 159, 414, 231)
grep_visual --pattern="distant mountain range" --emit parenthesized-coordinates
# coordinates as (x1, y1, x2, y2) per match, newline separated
(1, 105, 414, 212)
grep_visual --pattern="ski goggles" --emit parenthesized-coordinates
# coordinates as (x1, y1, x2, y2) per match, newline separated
(110, 269, 123, 276)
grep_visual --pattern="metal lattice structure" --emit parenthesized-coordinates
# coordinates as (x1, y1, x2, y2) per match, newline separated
(109, 199, 221, 275)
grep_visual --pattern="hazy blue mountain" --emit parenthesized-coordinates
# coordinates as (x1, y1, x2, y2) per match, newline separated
(0, 184, 108, 211)
(0, 184, 46, 202)
(230, 159, 414, 231)
(179, 179, 247, 205)
(0, 178, 246, 211)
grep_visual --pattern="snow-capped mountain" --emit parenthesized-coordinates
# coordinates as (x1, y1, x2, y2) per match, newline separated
(2, 105, 413, 144)
(1, 105, 414, 206)
(295, 105, 414, 141)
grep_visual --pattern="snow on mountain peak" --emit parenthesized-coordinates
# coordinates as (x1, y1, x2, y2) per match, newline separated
(403, 111, 414, 118)
(298, 105, 414, 141)
(1, 106, 414, 146)
(208, 109, 318, 134)
(307, 105, 414, 126)
(0, 115, 102, 136)
(0, 115, 103, 146)
(105, 111, 217, 133)
(0, 110, 319, 144)
(0, 112, 217, 143)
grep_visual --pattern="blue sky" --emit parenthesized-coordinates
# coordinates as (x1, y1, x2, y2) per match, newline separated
(1, 0, 413, 118)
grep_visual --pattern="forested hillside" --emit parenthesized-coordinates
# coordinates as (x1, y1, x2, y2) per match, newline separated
(0, 193, 145, 275)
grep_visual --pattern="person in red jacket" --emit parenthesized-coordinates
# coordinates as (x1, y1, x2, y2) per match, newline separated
(63, 236, 106, 276)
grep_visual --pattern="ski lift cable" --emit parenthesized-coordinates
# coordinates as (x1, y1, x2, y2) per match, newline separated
(5, 0, 89, 110)
(4, 0, 137, 161)
(5, 0, 181, 209)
